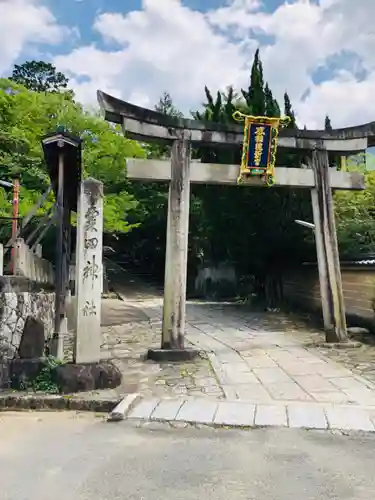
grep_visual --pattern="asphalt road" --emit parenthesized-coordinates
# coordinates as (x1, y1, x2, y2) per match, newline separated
(1, 411, 375, 499)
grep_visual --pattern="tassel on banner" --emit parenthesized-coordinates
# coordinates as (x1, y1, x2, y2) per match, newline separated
(233, 111, 291, 186)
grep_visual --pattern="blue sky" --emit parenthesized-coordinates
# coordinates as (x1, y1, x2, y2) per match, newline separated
(46, 0, 286, 37)
(1, 0, 374, 128)
(41, 0, 312, 58)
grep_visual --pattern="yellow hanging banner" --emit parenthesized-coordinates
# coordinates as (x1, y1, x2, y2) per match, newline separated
(233, 111, 291, 186)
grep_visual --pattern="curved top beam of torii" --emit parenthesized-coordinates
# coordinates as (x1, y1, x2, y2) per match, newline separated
(98, 90, 373, 154)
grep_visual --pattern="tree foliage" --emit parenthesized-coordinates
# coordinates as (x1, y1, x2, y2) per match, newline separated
(284, 92, 297, 128)
(0, 78, 145, 234)
(155, 92, 183, 118)
(10, 61, 70, 93)
(335, 153, 375, 256)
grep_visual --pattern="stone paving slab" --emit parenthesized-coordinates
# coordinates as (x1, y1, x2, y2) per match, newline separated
(123, 396, 375, 432)
(176, 399, 219, 424)
(341, 387, 375, 406)
(324, 406, 375, 432)
(287, 403, 327, 429)
(293, 375, 339, 393)
(234, 383, 273, 402)
(128, 398, 160, 420)
(252, 367, 293, 384)
(255, 404, 288, 427)
(311, 391, 353, 404)
(265, 381, 312, 401)
(214, 401, 255, 426)
(151, 398, 185, 421)
(329, 376, 371, 390)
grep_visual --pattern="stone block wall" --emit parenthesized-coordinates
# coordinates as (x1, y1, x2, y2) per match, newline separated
(282, 264, 375, 329)
(0, 292, 55, 358)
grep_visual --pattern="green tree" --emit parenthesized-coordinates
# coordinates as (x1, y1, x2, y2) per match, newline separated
(194, 86, 222, 122)
(264, 83, 280, 117)
(0, 78, 146, 234)
(284, 92, 297, 128)
(192, 86, 235, 163)
(148, 91, 183, 160)
(10, 61, 70, 93)
(117, 92, 185, 275)
(242, 49, 265, 116)
(155, 92, 183, 118)
(335, 153, 375, 255)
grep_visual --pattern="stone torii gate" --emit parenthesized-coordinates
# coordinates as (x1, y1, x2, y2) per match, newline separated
(98, 90, 367, 360)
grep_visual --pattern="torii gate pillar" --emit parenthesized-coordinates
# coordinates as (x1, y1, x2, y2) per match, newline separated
(148, 130, 199, 361)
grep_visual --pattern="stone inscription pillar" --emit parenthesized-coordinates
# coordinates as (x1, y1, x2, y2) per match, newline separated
(73, 178, 103, 363)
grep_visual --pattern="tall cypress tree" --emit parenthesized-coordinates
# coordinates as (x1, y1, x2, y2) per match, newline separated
(155, 92, 183, 118)
(284, 92, 297, 128)
(264, 83, 280, 117)
(149, 92, 183, 159)
(242, 48, 266, 116)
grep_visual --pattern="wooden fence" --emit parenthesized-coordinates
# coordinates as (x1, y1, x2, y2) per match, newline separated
(282, 261, 375, 329)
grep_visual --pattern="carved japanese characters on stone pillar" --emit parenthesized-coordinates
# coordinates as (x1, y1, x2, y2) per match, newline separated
(74, 178, 103, 363)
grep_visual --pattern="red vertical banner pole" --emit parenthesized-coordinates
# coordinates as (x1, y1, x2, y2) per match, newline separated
(10, 177, 20, 274)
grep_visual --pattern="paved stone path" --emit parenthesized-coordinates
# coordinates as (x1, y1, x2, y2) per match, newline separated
(81, 262, 375, 431)
(125, 296, 375, 407)
(114, 296, 375, 431)
(64, 298, 224, 401)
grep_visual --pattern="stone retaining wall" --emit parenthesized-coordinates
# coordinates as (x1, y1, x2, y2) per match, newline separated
(0, 292, 55, 358)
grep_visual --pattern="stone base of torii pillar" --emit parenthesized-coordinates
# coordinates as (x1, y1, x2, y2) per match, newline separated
(147, 348, 199, 362)
(146, 131, 200, 363)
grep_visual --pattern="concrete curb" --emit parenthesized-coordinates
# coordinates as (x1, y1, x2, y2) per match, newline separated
(126, 416, 375, 435)
(108, 393, 141, 421)
(122, 396, 375, 433)
(0, 392, 120, 413)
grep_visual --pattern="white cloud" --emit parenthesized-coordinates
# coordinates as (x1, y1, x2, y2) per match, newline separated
(0, 0, 70, 75)
(23, 0, 375, 128)
(55, 0, 253, 114)
(208, 0, 375, 127)
(298, 71, 375, 129)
